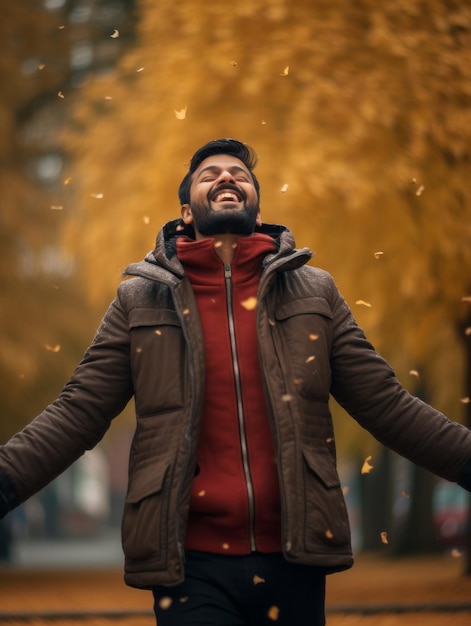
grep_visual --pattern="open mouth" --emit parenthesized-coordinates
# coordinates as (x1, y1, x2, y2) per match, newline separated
(209, 185, 244, 204)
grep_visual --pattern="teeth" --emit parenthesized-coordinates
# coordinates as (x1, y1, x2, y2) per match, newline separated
(215, 192, 238, 202)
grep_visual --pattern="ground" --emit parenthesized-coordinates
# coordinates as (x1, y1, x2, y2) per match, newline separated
(1, 552, 471, 625)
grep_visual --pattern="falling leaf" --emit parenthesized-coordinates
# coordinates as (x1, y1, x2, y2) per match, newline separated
(182, 308, 190, 315)
(401, 491, 410, 498)
(280, 183, 289, 193)
(268, 318, 276, 326)
(214, 240, 223, 248)
(461, 397, 470, 404)
(253, 575, 265, 585)
(462, 296, 471, 303)
(38, 64, 46, 70)
(137, 67, 145, 72)
(179, 596, 189, 603)
(197, 490, 206, 497)
(155, 330, 162, 336)
(241, 297, 257, 310)
(280, 66, 289, 76)
(326, 437, 334, 443)
(361, 455, 374, 474)
(58, 91, 64, 98)
(281, 393, 293, 402)
(50, 205, 63, 211)
(44, 344, 61, 353)
(175, 106, 188, 120)
(268, 606, 280, 621)
(464, 327, 471, 336)
(143, 215, 150, 224)
(342, 486, 349, 496)
(91, 193, 104, 199)
(58, 25, 65, 29)
(230, 60, 238, 66)
(416, 185, 425, 196)
(222, 542, 230, 550)
(158, 597, 172, 610)
(309, 333, 319, 341)
(63, 177, 72, 185)
(176, 224, 185, 231)
(380, 531, 389, 544)
(261, 120, 267, 125)
(355, 300, 372, 307)
(305, 355, 315, 363)
(409, 369, 420, 378)
(451, 549, 464, 558)
(374, 251, 384, 259)
(110, 29, 120, 38)
(325, 529, 334, 539)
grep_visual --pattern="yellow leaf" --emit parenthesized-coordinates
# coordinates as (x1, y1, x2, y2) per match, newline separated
(280, 66, 289, 76)
(409, 369, 420, 378)
(158, 597, 172, 610)
(361, 455, 374, 474)
(45, 344, 61, 353)
(374, 251, 384, 259)
(280, 183, 289, 193)
(175, 106, 188, 120)
(241, 297, 257, 310)
(110, 29, 120, 38)
(253, 575, 266, 585)
(355, 300, 372, 307)
(268, 605, 280, 621)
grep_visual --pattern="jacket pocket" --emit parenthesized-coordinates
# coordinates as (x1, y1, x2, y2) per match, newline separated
(302, 447, 351, 550)
(122, 459, 171, 563)
(129, 308, 186, 415)
(274, 297, 333, 400)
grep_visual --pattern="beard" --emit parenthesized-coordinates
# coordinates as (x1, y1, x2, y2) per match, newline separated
(189, 199, 260, 237)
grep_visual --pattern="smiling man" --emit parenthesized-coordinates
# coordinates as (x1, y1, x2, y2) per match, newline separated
(1, 139, 471, 626)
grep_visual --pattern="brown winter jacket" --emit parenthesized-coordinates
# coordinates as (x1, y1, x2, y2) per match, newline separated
(1, 219, 471, 589)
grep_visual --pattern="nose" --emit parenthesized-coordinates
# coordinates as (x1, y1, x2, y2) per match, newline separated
(215, 169, 236, 185)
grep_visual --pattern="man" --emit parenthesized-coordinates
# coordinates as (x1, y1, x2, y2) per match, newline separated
(1, 138, 471, 626)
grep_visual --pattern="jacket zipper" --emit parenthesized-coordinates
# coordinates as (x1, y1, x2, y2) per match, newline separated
(224, 263, 257, 552)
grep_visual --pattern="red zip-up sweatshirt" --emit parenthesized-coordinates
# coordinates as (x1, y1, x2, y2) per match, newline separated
(177, 233, 283, 555)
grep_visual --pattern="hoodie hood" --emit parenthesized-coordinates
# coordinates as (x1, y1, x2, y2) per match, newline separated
(125, 218, 313, 281)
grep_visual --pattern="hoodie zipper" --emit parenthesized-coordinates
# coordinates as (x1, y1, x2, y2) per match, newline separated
(224, 263, 257, 552)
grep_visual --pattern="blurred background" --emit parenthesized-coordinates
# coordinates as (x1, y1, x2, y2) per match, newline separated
(1, 0, 470, 573)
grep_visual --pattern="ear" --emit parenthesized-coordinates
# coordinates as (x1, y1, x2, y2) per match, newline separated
(181, 203, 193, 224)
(255, 208, 262, 227)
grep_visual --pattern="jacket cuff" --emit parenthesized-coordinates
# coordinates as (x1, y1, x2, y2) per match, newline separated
(0, 466, 19, 518)
(457, 457, 471, 492)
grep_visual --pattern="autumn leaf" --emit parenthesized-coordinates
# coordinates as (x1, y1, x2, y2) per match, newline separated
(361, 455, 374, 474)
(175, 106, 188, 120)
(409, 369, 420, 378)
(241, 297, 257, 310)
(280, 183, 289, 193)
(280, 66, 289, 76)
(44, 344, 61, 353)
(110, 29, 119, 38)
(355, 300, 372, 307)
(158, 597, 172, 610)
(380, 531, 389, 544)
(268, 606, 280, 621)
(253, 575, 266, 585)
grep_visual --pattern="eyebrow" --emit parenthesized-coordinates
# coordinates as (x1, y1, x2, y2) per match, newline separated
(195, 164, 250, 178)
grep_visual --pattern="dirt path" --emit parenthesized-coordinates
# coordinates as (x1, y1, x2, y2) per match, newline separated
(1, 553, 470, 625)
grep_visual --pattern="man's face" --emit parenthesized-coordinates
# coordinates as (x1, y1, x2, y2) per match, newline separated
(181, 154, 261, 238)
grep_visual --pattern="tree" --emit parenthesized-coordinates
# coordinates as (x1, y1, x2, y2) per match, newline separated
(60, 0, 471, 557)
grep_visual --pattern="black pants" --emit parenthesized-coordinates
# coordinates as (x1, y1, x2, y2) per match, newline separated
(152, 551, 326, 626)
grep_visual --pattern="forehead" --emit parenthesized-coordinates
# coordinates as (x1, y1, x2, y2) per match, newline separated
(192, 154, 251, 177)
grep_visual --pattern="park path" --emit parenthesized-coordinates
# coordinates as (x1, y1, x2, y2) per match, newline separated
(1, 553, 471, 625)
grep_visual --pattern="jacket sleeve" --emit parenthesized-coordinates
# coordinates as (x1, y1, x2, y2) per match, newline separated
(327, 278, 471, 487)
(0, 293, 134, 518)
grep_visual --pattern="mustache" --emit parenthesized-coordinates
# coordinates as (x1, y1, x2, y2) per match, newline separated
(208, 183, 246, 203)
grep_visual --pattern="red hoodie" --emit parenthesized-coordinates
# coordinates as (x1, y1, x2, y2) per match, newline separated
(177, 233, 283, 555)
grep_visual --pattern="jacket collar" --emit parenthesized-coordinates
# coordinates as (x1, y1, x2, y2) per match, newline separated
(125, 218, 313, 281)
